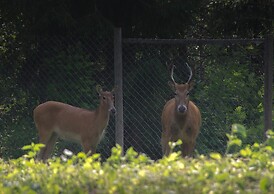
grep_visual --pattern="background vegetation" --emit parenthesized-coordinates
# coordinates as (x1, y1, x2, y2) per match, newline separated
(0, 0, 273, 159)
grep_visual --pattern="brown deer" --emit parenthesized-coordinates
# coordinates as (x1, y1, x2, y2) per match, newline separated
(161, 64, 201, 157)
(33, 85, 115, 161)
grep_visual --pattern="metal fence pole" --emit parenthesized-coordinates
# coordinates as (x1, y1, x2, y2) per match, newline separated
(264, 34, 273, 137)
(114, 27, 124, 154)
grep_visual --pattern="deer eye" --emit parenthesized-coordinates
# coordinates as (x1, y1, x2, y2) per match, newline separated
(103, 96, 106, 100)
(186, 91, 190, 96)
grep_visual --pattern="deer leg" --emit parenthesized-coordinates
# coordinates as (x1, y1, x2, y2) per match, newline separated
(181, 141, 195, 157)
(181, 126, 199, 157)
(37, 145, 46, 160)
(42, 133, 58, 161)
(81, 139, 96, 156)
(161, 130, 171, 157)
(37, 129, 53, 160)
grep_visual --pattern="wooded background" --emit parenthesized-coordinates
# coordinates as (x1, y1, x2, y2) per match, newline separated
(0, 0, 273, 159)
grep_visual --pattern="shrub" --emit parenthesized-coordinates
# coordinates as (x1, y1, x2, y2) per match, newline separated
(0, 125, 273, 193)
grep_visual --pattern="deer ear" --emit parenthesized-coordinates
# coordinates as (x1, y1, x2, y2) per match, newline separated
(168, 81, 176, 92)
(188, 82, 194, 91)
(111, 86, 117, 94)
(96, 85, 103, 94)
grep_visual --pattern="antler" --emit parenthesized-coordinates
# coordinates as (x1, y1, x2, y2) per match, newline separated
(170, 65, 176, 85)
(170, 63, 193, 84)
(186, 63, 193, 84)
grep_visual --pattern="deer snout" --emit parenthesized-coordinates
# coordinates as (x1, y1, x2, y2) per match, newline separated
(177, 105, 187, 113)
(109, 107, 116, 114)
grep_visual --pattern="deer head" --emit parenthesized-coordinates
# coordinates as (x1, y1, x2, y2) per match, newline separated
(96, 85, 116, 114)
(169, 63, 193, 114)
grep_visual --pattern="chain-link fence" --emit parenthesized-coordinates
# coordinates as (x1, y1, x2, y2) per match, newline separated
(122, 38, 266, 159)
(0, 32, 271, 160)
(0, 34, 116, 159)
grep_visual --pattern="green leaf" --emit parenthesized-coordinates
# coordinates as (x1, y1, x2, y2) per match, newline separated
(166, 152, 180, 162)
(265, 130, 274, 148)
(215, 172, 229, 182)
(77, 152, 87, 159)
(240, 147, 252, 157)
(210, 152, 222, 160)
(228, 139, 242, 147)
(33, 143, 45, 151)
(22, 145, 32, 150)
(260, 177, 270, 192)
(232, 124, 247, 138)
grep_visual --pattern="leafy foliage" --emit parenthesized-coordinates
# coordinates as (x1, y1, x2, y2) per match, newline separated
(0, 126, 274, 193)
(193, 44, 264, 154)
(0, 0, 271, 160)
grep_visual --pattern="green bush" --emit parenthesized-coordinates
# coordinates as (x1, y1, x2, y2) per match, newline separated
(0, 125, 273, 193)
(194, 45, 264, 154)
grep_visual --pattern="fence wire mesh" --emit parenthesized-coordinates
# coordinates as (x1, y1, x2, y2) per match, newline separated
(0, 35, 116, 159)
(122, 40, 264, 159)
(0, 35, 265, 160)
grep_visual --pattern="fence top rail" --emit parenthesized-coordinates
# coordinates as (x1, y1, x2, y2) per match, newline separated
(123, 38, 264, 45)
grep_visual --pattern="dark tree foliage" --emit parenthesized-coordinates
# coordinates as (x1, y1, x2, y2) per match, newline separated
(1, 0, 272, 38)
(194, 0, 273, 38)
(0, 0, 272, 158)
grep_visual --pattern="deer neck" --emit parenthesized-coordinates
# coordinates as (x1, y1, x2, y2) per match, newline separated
(95, 103, 110, 130)
(174, 109, 188, 126)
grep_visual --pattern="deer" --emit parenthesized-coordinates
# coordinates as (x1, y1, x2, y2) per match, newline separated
(161, 64, 201, 157)
(33, 85, 116, 161)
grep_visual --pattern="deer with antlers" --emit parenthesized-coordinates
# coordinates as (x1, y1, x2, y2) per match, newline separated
(161, 64, 201, 157)
(33, 85, 115, 161)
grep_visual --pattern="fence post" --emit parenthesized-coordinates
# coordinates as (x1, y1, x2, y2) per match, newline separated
(263, 34, 273, 137)
(114, 27, 124, 154)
